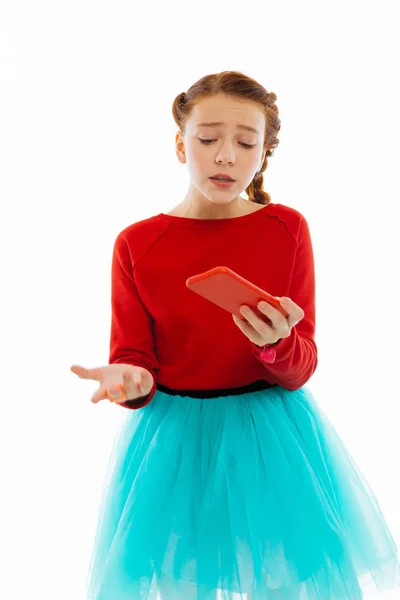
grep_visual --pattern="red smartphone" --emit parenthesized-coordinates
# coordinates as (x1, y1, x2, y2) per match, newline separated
(186, 266, 289, 323)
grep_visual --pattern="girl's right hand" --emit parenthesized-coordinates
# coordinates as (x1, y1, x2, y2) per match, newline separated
(70, 363, 154, 404)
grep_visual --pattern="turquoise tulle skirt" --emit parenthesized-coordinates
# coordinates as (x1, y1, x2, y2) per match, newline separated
(85, 382, 400, 600)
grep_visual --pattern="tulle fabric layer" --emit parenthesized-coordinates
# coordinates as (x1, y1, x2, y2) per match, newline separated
(85, 384, 400, 600)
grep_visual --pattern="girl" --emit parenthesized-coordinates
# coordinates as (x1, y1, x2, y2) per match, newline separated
(71, 71, 400, 600)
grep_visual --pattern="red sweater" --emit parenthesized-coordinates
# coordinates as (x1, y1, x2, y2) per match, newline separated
(109, 202, 318, 409)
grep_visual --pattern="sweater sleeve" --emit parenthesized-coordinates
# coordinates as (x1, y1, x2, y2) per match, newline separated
(109, 233, 160, 409)
(251, 215, 318, 390)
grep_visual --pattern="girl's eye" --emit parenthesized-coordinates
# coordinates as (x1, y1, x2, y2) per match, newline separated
(199, 139, 255, 149)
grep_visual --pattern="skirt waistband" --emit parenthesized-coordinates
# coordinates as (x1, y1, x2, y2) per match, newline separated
(156, 379, 277, 398)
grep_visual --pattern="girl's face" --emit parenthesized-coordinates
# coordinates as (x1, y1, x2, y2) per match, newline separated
(176, 94, 267, 207)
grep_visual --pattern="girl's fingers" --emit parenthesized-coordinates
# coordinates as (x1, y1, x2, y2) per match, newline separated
(131, 370, 142, 394)
(72, 364, 144, 404)
(70, 365, 87, 377)
(91, 385, 120, 404)
(92, 371, 141, 405)
(107, 384, 124, 398)
(71, 364, 101, 381)
(89, 381, 122, 404)
(108, 371, 142, 402)
(91, 386, 112, 403)
(123, 370, 142, 396)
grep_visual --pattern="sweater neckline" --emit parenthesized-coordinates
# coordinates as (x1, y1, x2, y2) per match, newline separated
(156, 202, 275, 229)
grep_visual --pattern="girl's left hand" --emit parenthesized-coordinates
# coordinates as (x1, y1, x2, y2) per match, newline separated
(232, 296, 305, 347)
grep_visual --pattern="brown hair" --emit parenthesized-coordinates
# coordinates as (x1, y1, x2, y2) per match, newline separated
(172, 70, 281, 206)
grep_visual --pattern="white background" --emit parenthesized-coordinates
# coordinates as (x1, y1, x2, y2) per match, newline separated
(1, 1, 399, 598)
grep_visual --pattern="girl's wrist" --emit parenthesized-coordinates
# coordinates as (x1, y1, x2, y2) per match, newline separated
(255, 338, 282, 349)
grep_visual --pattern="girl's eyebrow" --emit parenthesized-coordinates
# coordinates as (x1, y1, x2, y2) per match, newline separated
(196, 122, 261, 136)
